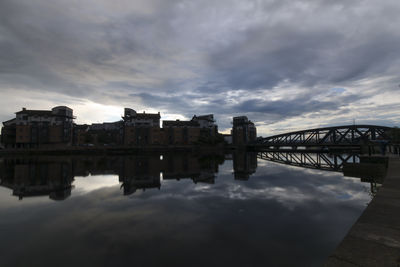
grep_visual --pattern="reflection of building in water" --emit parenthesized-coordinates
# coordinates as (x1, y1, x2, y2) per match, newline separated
(0, 158, 74, 200)
(0, 153, 228, 199)
(162, 153, 220, 184)
(233, 152, 257, 180)
(119, 155, 161, 195)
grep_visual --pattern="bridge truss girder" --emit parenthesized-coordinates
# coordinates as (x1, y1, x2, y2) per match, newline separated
(259, 125, 391, 147)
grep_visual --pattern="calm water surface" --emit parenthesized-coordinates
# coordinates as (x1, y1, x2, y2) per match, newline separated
(0, 152, 376, 267)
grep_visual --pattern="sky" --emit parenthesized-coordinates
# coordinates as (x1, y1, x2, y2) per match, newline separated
(0, 0, 400, 136)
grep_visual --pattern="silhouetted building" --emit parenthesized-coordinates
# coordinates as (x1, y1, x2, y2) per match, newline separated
(73, 124, 90, 146)
(192, 114, 217, 137)
(1, 106, 75, 148)
(1, 118, 16, 148)
(162, 114, 218, 145)
(232, 116, 257, 145)
(1, 106, 226, 148)
(162, 120, 201, 145)
(122, 108, 162, 145)
(86, 121, 123, 146)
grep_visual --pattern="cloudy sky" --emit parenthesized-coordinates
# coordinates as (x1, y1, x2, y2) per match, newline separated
(1, 0, 399, 135)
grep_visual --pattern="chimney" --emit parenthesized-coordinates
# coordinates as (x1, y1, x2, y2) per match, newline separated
(22, 107, 26, 111)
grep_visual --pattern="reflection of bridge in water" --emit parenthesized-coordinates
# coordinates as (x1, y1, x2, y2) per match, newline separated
(257, 151, 387, 195)
(257, 151, 359, 172)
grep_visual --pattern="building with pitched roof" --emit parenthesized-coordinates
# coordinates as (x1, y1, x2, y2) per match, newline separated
(122, 108, 162, 145)
(3, 106, 75, 148)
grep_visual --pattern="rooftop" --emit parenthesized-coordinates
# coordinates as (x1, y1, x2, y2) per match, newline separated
(15, 110, 52, 116)
(163, 120, 200, 127)
(123, 112, 161, 120)
(192, 114, 214, 122)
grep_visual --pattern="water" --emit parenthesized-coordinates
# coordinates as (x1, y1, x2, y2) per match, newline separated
(0, 152, 376, 266)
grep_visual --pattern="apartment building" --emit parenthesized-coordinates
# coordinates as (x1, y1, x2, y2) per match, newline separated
(162, 114, 219, 145)
(0, 106, 251, 149)
(162, 120, 201, 145)
(1, 118, 16, 148)
(122, 108, 161, 145)
(1, 106, 74, 148)
(232, 116, 257, 145)
(191, 114, 218, 137)
(72, 124, 90, 146)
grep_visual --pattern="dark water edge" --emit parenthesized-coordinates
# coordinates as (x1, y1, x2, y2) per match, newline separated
(0, 152, 376, 267)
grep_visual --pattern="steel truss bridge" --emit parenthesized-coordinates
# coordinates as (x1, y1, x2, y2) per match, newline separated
(257, 125, 391, 147)
(257, 151, 359, 172)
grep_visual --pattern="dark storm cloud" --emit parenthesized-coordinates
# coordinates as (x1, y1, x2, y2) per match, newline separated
(208, 28, 342, 89)
(207, 2, 400, 91)
(132, 90, 362, 131)
(0, 0, 399, 132)
(0, 0, 180, 97)
(234, 94, 360, 116)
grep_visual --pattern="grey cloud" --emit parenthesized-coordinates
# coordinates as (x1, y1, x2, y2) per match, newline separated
(0, 0, 182, 97)
(235, 94, 361, 117)
(0, 0, 399, 133)
(208, 11, 400, 91)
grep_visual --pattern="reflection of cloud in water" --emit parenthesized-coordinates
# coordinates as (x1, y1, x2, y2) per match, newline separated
(73, 175, 120, 195)
(152, 159, 372, 210)
(0, 176, 368, 267)
(0, 153, 376, 266)
(0, 186, 52, 208)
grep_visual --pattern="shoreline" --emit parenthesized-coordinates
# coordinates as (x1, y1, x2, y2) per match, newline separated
(325, 155, 400, 266)
(0, 144, 240, 156)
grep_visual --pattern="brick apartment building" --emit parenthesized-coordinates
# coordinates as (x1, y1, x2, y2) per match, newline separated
(162, 114, 218, 145)
(122, 108, 162, 145)
(232, 116, 257, 145)
(1, 106, 253, 148)
(162, 120, 201, 145)
(1, 106, 74, 148)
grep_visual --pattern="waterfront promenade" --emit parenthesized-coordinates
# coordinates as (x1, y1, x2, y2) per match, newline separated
(325, 156, 400, 266)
